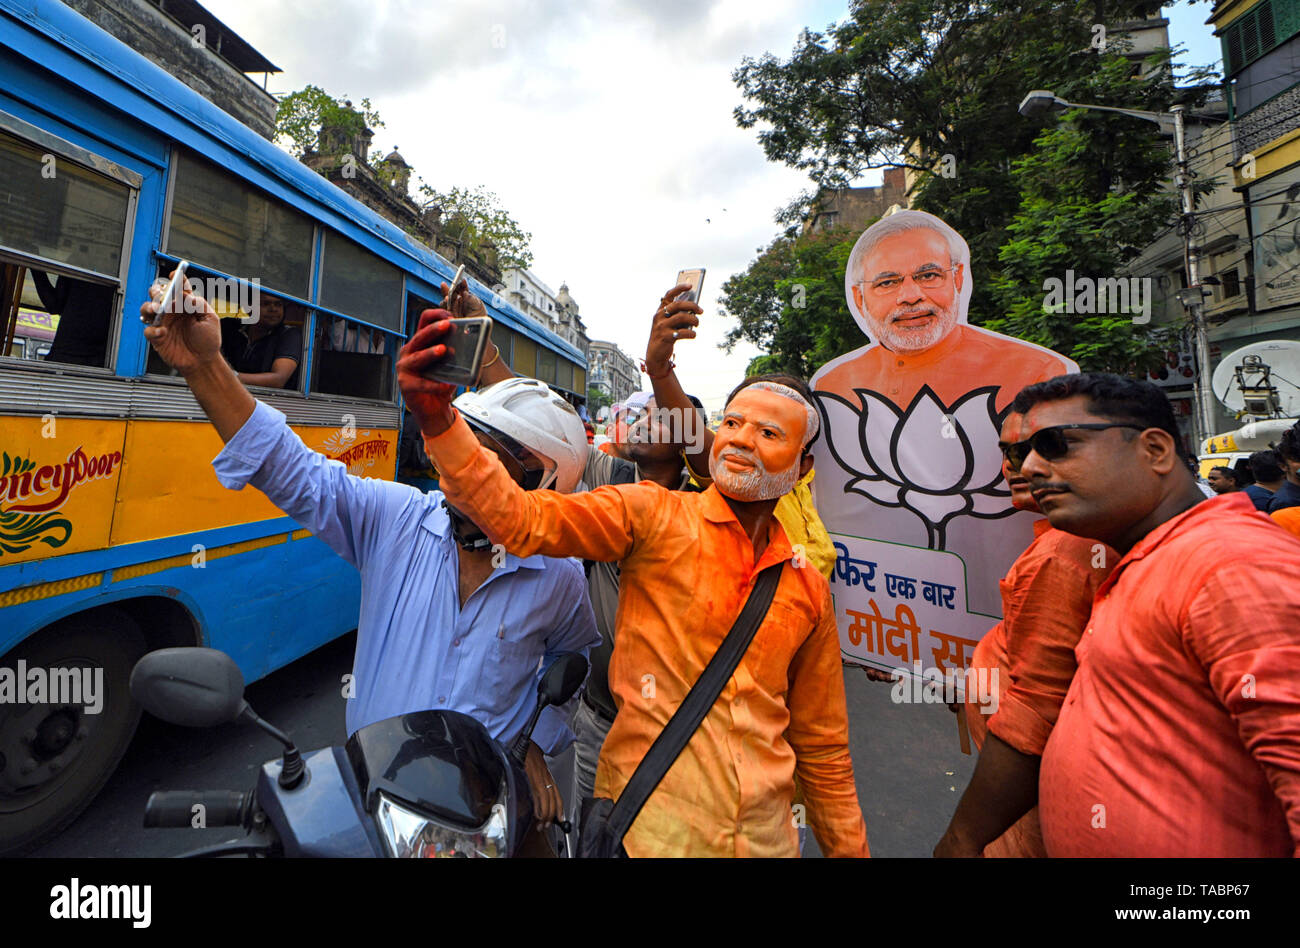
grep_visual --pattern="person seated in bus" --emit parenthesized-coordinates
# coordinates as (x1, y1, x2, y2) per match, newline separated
(327, 316, 387, 355)
(31, 270, 115, 367)
(220, 294, 302, 389)
(141, 278, 598, 832)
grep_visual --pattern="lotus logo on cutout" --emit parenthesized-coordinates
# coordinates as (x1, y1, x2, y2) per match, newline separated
(816, 386, 1013, 549)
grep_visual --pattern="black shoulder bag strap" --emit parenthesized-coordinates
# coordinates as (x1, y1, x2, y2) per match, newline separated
(603, 560, 784, 845)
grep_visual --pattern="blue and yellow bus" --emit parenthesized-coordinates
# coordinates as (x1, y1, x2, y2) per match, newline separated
(0, 0, 586, 852)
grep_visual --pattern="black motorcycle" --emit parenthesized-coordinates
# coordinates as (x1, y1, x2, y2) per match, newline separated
(129, 647, 588, 857)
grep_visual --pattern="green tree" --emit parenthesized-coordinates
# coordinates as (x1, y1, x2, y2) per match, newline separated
(731, 0, 1196, 321)
(985, 53, 1188, 372)
(587, 387, 614, 417)
(419, 183, 534, 271)
(720, 225, 865, 378)
(275, 85, 385, 159)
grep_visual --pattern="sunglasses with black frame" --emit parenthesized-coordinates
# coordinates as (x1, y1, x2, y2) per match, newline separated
(1001, 423, 1148, 471)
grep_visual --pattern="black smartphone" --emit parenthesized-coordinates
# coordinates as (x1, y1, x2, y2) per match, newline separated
(421, 316, 492, 387)
(675, 268, 706, 304)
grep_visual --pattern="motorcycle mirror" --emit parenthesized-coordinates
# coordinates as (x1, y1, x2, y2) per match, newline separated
(538, 653, 589, 708)
(129, 647, 248, 728)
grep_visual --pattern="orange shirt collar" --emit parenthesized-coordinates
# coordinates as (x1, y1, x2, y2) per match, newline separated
(1099, 492, 1254, 594)
(699, 484, 796, 567)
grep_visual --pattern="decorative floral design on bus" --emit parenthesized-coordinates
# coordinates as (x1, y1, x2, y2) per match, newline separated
(0, 448, 121, 555)
(814, 385, 1014, 550)
(322, 431, 391, 476)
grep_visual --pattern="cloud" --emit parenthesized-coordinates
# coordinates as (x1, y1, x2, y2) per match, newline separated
(204, 0, 831, 409)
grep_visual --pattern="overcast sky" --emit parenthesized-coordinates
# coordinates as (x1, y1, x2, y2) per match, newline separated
(206, 1, 1221, 411)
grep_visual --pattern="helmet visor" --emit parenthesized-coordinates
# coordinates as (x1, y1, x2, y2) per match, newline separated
(466, 418, 550, 490)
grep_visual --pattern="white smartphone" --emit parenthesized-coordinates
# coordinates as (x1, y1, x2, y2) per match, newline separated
(675, 268, 706, 304)
(154, 260, 190, 325)
(444, 264, 467, 305)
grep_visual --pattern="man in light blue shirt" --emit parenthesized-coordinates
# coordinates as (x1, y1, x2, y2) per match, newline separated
(141, 281, 598, 828)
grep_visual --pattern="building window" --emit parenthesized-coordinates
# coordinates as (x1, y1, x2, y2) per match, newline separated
(1221, 268, 1241, 299)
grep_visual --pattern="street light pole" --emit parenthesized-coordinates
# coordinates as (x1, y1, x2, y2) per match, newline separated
(1018, 91, 1221, 448)
(1171, 104, 1217, 448)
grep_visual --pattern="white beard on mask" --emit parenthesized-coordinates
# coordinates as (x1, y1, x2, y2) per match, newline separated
(867, 297, 958, 352)
(709, 446, 801, 502)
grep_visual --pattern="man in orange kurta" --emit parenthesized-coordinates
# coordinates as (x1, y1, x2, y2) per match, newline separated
(400, 323, 869, 857)
(1273, 505, 1300, 537)
(1016, 373, 1300, 857)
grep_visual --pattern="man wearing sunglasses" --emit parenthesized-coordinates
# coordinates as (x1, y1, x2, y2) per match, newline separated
(934, 412, 1115, 858)
(1010, 372, 1300, 857)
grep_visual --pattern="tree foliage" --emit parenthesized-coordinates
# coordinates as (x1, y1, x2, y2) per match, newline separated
(732, 0, 1195, 320)
(419, 183, 534, 272)
(985, 54, 1189, 372)
(587, 387, 614, 417)
(275, 85, 385, 159)
(728, 0, 1218, 373)
(720, 225, 864, 377)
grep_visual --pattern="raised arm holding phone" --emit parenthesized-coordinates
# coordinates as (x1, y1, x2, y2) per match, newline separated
(140, 274, 599, 833)
(405, 311, 869, 858)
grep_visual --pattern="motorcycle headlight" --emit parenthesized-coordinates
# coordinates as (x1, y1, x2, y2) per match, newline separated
(375, 786, 509, 858)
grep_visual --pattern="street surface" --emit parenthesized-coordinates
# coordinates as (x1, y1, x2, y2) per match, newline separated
(32, 632, 974, 858)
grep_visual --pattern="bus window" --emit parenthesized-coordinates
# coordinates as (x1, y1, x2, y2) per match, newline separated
(319, 232, 402, 333)
(554, 358, 573, 392)
(0, 266, 114, 367)
(312, 312, 396, 402)
(511, 333, 536, 378)
(405, 291, 436, 338)
(0, 124, 132, 368)
(28, 271, 116, 367)
(537, 346, 556, 385)
(144, 262, 302, 390)
(0, 129, 129, 276)
(490, 325, 517, 368)
(220, 295, 305, 391)
(165, 151, 314, 300)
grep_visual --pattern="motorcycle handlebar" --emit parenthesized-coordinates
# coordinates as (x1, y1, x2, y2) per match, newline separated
(144, 790, 252, 829)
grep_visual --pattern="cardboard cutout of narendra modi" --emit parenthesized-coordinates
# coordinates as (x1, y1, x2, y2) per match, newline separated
(811, 209, 1077, 681)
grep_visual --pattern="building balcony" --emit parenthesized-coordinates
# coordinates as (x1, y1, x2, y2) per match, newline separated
(1235, 83, 1300, 161)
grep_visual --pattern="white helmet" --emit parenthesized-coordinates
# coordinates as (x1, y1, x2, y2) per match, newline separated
(454, 377, 589, 493)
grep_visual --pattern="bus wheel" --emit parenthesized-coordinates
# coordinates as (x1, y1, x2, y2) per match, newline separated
(0, 609, 146, 855)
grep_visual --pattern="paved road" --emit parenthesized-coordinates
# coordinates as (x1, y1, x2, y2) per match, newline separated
(32, 632, 974, 858)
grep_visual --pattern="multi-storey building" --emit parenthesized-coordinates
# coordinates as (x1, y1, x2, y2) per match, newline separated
(498, 268, 589, 355)
(587, 340, 640, 408)
(1143, 0, 1300, 440)
(64, 0, 280, 139)
(803, 168, 909, 235)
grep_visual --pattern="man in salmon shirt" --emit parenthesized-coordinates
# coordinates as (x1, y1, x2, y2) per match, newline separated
(934, 411, 1114, 857)
(399, 308, 869, 858)
(1013, 373, 1300, 857)
(813, 209, 1076, 618)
